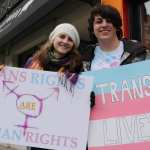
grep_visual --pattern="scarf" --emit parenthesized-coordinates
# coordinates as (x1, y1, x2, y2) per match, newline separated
(44, 50, 79, 93)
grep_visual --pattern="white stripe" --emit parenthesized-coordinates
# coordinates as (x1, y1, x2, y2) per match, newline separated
(88, 113, 150, 147)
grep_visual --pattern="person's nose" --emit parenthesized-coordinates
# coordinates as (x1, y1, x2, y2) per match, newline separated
(62, 37, 69, 43)
(101, 19, 108, 26)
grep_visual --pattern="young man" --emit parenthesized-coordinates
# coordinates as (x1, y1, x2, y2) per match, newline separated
(83, 5, 147, 71)
(83, 5, 147, 150)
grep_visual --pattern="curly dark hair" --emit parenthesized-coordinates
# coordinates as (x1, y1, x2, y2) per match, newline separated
(88, 4, 123, 43)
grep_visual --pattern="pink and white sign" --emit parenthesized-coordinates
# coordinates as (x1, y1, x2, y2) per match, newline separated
(0, 66, 93, 150)
(85, 60, 150, 150)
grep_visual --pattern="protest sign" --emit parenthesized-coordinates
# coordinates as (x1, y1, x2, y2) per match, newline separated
(0, 66, 93, 150)
(85, 60, 150, 150)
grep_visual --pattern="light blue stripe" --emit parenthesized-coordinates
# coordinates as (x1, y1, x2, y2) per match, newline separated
(82, 60, 150, 94)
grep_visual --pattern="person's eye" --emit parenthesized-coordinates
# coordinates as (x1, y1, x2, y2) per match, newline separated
(95, 18, 103, 24)
(59, 34, 66, 39)
(106, 18, 111, 23)
(68, 37, 73, 42)
(98, 18, 103, 23)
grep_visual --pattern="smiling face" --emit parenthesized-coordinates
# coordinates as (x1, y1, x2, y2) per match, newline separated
(93, 15, 117, 42)
(52, 33, 74, 58)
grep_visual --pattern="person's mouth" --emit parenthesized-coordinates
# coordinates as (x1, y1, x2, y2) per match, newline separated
(59, 44, 69, 49)
(100, 29, 111, 32)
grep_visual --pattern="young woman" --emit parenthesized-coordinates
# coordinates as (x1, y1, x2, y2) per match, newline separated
(25, 23, 83, 150)
(0, 23, 94, 150)
(25, 23, 83, 88)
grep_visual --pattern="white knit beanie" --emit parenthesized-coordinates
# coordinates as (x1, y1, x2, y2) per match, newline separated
(49, 23, 80, 48)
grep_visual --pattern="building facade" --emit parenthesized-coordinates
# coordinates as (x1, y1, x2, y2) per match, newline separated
(0, 0, 97, 67)
(0, 0, 150, 149)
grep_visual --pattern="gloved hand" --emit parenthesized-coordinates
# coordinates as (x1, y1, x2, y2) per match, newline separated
(90, 91, 95, 108)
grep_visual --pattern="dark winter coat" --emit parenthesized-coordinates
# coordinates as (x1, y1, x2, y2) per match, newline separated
(82, 38, 147, 71)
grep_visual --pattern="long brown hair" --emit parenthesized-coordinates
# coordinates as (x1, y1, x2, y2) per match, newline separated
(32, 39, 83, 73)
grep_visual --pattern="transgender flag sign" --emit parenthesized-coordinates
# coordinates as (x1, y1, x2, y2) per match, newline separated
(84, 60, 150, 150)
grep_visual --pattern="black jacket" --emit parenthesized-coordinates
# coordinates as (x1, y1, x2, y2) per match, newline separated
(82, 38, 147, 71)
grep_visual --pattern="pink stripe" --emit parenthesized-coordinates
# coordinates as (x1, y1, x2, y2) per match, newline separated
(89, 142, 150, 150)
(90, 91, 150, 120)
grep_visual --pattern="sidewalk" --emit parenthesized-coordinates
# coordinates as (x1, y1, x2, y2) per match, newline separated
(0, 144, 27, 150)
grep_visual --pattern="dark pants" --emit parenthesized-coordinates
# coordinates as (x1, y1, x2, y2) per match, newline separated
(30, 147, 49, 150)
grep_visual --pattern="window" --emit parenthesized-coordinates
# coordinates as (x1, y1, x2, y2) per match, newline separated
(143, 1, 150, 50)
(127, 0, 150, 51)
